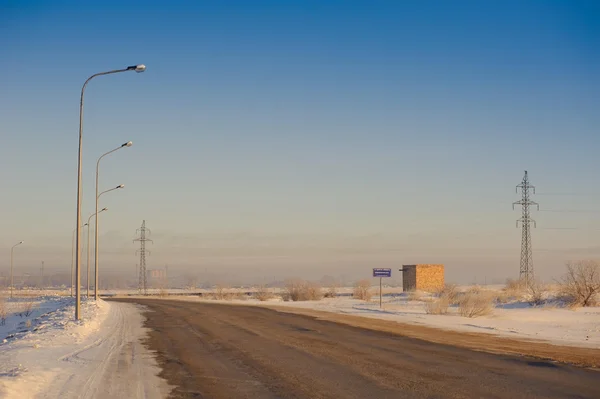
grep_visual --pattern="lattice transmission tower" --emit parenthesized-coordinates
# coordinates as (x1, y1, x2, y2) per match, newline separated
(133, 220, 153, 295)
(513, 171, 539, 286)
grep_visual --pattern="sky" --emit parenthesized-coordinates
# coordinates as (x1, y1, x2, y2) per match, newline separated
(1, 0, 599, 284)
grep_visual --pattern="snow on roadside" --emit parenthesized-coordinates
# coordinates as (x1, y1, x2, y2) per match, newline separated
(0, 297, 109, 397)
(162, 295, 600, 349)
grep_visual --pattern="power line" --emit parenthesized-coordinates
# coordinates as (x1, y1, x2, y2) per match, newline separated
(513, 170, 538, 286)
(535, 193, 597, 196)
(541, 227, 600, 231)
(133, 220, 153, 295)
(539, 209, 600, 213)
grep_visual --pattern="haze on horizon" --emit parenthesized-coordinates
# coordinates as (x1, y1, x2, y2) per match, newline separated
(1, 1, 599, 285)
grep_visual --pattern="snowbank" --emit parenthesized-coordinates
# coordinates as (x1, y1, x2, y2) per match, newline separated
(0, 297, 109, 396)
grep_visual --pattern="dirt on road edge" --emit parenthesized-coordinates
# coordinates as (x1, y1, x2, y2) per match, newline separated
(256, 304, 600, 369)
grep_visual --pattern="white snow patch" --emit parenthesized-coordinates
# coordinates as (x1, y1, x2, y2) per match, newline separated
(0, 297, 171, 398)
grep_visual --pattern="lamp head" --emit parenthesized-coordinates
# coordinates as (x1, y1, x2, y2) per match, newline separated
(122, 141, 133, 148)
(19, 241, 24, 244)
(101, 207, 108, 212)
(117, 184, 125, 189)
(126, 64, 146, 73)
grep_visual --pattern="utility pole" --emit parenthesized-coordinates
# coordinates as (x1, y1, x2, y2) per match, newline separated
(40, 261, 44, 290)
(513, 170, 539, 287)
(165, 264, 169, 291)
(133, 220, 152, 295)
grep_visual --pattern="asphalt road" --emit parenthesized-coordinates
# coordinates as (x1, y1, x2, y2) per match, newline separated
(116, 299, 600, 399)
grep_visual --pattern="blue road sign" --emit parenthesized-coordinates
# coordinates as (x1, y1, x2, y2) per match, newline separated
(372, 268, 392, 278)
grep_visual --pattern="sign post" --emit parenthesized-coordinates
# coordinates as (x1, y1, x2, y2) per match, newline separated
(372, 268, 392, 308)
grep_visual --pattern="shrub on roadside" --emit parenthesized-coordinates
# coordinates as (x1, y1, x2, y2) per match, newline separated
(558, 260, 600, 307)
(324, 284, 338, 298)
(527, 280, 547, 306)
(0, 297, 7, 326)
(284, 279, 323, 301)
(435, 284, 460, 305)
(353, 279, 372, 301)
(457, 291, 494, 318)
(255, 286, 274, 301)
(424, 295, 450, 315)
(408, 290, 424, 302)
(501, 278, 526, 302)
(214, 284, 232, 300)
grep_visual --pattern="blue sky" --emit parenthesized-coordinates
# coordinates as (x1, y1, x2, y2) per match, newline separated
(1, 1, 599, 283)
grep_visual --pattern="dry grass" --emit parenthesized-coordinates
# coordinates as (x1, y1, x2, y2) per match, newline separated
(424, 295, 450, 315)
(284, 279, 323, 301)
(495, 279, 527, 304)
(457, 290, 494, 318)
(407, 291, 425, 302)
(434, 284, 460, 305)
(558, 260, 600, 307)
(0, 296, 7, 326)
(213, 285, 232, 300)
(324, 284, 338, 298)
(527, 280, 547, 306)
(254, 286, 274, 302)
(353, 279, 372, 301)
(14, 300, 37, 318)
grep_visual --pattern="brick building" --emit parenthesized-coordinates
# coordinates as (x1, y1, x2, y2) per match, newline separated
(401, 264, 444, 292)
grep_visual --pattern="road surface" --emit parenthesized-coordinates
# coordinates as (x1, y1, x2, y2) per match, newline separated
(117, 299, 600, 399)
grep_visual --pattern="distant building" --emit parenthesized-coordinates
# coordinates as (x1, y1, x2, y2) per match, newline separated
(147, 269, 166, 279)
(401, 264, 444, 292)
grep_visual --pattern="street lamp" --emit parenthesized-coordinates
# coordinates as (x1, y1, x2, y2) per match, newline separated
(94, 143, 132, 300)
(74, 64, 145, 320)
(94, 185, 124, 299)
(71, 224, 87, 297)
(10, 241, 24, 298)
(87, 208, 107, 298)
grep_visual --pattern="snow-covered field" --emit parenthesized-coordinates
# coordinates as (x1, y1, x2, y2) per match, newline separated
(164, 293, 600, 349)
(0, 296, 170, 399)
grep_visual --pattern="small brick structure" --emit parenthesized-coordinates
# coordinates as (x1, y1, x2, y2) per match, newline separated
(401, 264, 444, 292)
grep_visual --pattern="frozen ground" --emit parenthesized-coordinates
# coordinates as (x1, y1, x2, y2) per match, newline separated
(163, 294, 600, 349)
(0, 296, 171, 399)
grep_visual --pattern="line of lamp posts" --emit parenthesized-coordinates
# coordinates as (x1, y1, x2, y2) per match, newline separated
(10, 64, 145, 321)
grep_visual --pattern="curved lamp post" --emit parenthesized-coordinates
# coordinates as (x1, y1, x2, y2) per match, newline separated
(94, 142, 132, 300)
(10, 241, 24, 298)
(87, 207, 107, 298)
(94, 185, 124, 298)
(74, 64, 145, 320)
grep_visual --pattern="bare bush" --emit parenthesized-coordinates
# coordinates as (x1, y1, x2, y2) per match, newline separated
(353, 279, 372, 301)
(214, 285, 231, 300)
(306, 282, 323, 300)
(502, 278, 526, 300)
(527, 280, 547, 306)
(324, 284, 338, 298)
(285, 279, 304, 302)
(424, 295, 450, 315)
(23, 301, 36, 317)
(408, 290, 424, 302)
(284, 279, 323, 301)
(458, 291, 494, 318)
(0, 297, 7, 326)
(435, 284, 460, 305)
(559, 260, 600, 307)
(255, 286, 274, 301)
